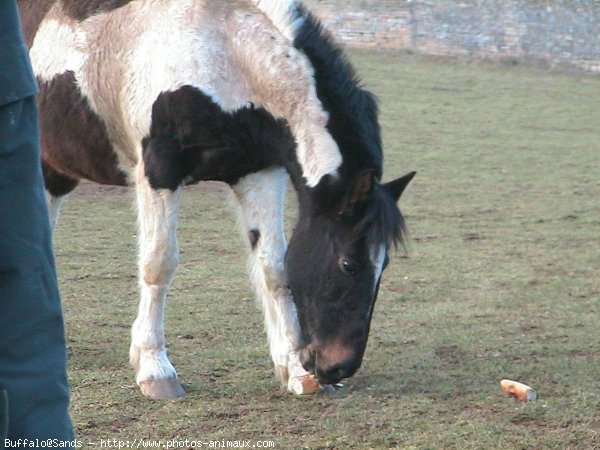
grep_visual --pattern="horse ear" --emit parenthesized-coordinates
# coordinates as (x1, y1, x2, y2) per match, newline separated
(384, 171, 416, 201)
(338, 169, 376, 216)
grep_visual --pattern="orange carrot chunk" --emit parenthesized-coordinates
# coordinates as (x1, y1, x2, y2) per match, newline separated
(500, 379, 537, 401)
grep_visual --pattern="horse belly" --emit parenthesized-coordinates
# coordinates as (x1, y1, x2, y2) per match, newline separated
(39, 71, 131, 187)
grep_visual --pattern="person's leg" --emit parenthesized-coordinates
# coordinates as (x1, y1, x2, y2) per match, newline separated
(0, 96, 73, 439)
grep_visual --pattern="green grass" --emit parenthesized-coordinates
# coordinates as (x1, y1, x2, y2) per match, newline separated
(54, 52, 600, 449)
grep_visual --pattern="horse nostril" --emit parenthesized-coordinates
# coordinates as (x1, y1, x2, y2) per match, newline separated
(316, 359, 358, 385)
(326, 365, 346, 383)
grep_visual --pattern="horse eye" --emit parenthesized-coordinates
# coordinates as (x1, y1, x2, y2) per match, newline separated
(340, 258, 359, 276)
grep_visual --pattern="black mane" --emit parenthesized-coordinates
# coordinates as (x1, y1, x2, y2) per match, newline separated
(293, 8, 383, 180)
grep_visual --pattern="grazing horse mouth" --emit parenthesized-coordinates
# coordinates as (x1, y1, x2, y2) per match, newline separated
(298, 343, 358, 385)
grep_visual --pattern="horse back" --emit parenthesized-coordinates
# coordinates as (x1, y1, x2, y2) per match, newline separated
(18, 0, 134, 46)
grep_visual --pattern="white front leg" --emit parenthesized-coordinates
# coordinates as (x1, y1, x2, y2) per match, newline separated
(130, 164, 184, 399)
(232, 167, 309, 387)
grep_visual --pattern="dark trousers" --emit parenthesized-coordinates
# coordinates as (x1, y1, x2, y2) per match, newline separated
(0, 96, 73, 440)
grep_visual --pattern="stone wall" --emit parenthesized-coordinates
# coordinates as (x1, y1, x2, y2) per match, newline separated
(304, 0, 600, 72)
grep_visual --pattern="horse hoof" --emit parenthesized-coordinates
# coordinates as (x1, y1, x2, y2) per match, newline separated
(139, 378, 186, 399)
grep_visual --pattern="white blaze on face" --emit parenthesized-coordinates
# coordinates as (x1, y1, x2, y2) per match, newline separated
(367, 243, 387, 319)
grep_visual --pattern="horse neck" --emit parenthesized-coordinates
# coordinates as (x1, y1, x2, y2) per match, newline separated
(239, 108, 332, 218)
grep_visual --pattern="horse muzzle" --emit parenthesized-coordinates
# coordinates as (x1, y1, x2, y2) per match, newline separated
(299, 341, 363, 385)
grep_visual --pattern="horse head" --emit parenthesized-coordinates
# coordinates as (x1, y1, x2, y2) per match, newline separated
(286, 170, 415, 384)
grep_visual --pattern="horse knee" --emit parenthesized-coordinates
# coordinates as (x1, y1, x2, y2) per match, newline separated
(141, 251, 179, 286)
(260, 262, 290, 300)
(249, 241, 288, 299)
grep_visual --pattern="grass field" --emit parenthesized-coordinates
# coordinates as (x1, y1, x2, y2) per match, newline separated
(54, 51, 600, 449)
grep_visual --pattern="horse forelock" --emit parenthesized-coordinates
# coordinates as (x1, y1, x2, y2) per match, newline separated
(354, 185, 406, 252)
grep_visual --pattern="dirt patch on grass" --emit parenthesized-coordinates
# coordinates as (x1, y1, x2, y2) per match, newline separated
(435, 344, 467, 367)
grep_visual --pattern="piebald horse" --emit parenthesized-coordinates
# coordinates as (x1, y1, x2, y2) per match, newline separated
(19, 0, 415, 399)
